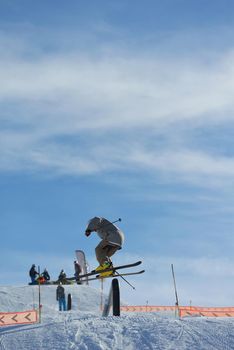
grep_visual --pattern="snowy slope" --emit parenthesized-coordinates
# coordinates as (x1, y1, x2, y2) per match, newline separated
(1, 285, 234, 350)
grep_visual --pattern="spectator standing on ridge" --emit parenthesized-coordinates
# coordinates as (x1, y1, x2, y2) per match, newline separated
(58, 269, 67, 284)
(74, 260, 82, 284)
(56, 283, 66, 311)
(29, 264, 39, 284)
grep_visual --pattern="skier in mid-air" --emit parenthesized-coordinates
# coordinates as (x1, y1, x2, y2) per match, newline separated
(85, 217, 124, 276)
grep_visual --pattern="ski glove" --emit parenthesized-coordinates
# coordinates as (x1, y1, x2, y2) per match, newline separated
(85, 230, 91, 237)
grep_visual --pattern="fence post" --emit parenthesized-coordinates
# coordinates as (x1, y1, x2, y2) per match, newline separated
(171, 264, 180, 318)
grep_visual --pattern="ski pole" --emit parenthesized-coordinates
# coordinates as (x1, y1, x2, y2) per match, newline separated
(114, 270, 136, 290)
(38, 265, 42, 323)
(112, 218, 122, 224)
(171, 264, 180, 317)
(99, 218, 122, 229)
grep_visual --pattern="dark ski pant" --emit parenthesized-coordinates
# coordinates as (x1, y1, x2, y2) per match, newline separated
(58, 297, 66, 311)
(95, 240, 120, 265)
(31, 276, 37, 284)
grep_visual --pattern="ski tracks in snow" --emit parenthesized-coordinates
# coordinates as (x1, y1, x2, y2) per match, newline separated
(74, 315, 124, 350)
(166, 317, 234, 350)
(2, 313, 234, 349)
(73, 314, 159, 350)
(73, 313, 184, 350)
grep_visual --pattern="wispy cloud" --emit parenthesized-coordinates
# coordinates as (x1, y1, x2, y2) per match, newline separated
(1, 28, 234, 190)
(1, 40, 234, 127)
(115, 253, 234, 306)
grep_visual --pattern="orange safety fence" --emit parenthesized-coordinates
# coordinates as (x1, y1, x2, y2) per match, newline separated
(0, 310, 38, 326)
(120, 305, 234, 317)
(179, 306, 234, 318)
(120, 305, 176, 312)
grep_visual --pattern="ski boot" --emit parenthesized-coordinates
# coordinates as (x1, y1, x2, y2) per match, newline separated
(95, 261, 113, 277)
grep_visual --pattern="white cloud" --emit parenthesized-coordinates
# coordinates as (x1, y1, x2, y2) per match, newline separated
(1, 29, 234, 189)
(128, 148, 234, 180)
(2, 126, 234, 189)
(1, 48, 234, 129)
(116, 254, 234, 306)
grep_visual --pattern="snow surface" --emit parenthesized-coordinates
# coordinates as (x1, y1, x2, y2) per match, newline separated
(1, 284, 234, 349)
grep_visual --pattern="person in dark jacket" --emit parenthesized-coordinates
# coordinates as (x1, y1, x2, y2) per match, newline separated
(58, 269, 67, 284)
(56, 283, 66, 311)
(42, 268, 50, 281)
(29, 264, 39, 284)
(74, 260, 82, 284)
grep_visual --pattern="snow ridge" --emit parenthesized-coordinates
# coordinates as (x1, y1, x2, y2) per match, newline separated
(1, 285, 234, 349)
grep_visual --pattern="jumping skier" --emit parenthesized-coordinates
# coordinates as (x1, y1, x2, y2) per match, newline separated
(85, 217, 124, 275)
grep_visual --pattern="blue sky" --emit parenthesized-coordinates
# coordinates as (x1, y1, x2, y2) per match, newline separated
(1, 0, 234, 306)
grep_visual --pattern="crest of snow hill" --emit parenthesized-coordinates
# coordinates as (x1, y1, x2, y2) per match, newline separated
(2, 284, 234, 350)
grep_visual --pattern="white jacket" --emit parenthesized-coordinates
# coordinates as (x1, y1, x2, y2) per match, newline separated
(86, 217, 124, 247)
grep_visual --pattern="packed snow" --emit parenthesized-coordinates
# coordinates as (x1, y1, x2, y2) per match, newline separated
(1, 284, 234, 349)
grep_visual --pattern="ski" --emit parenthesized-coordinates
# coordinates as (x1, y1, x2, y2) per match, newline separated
(86, 269, 145, 282)
(66, 261, 142, 281)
